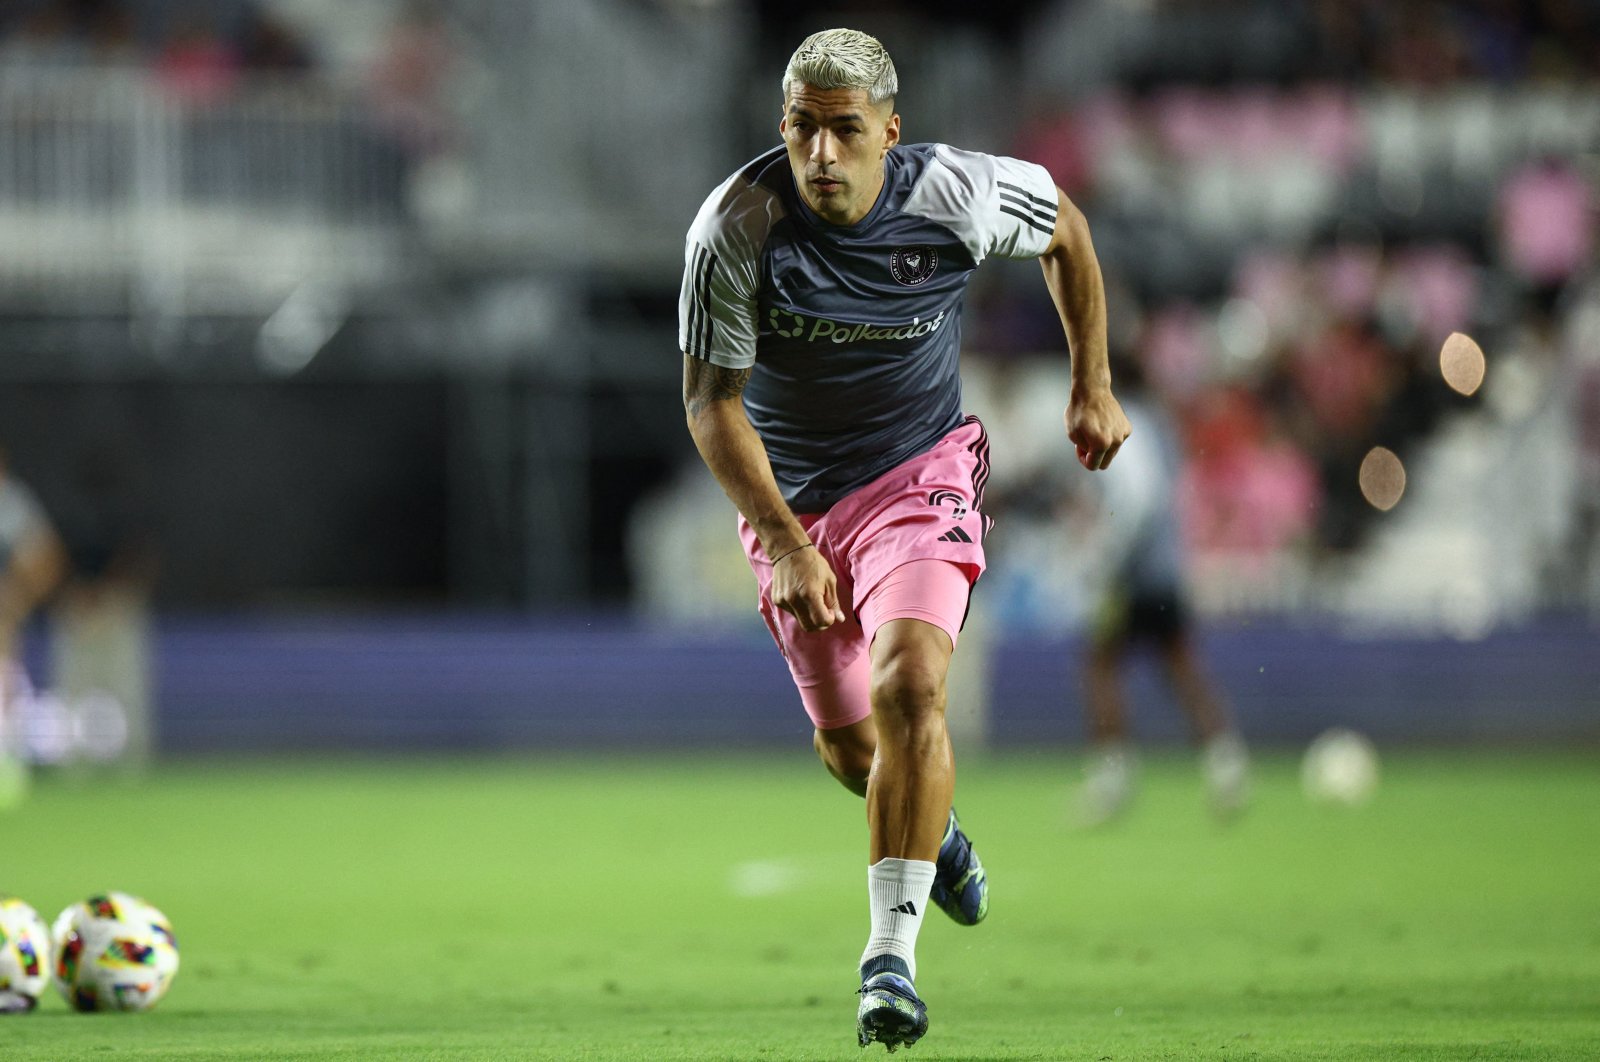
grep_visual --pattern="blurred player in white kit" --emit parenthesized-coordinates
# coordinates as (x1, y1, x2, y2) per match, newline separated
(1072, 356, 1249, 826)
(0, 442, 67, 803)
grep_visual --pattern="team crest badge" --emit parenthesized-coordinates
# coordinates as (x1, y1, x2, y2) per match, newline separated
(889, 246, 938, 286)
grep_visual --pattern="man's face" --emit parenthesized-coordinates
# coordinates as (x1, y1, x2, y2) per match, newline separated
(781, 84, 900, 226)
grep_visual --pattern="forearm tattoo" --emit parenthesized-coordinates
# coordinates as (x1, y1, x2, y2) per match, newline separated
(684, 357, 752, 420)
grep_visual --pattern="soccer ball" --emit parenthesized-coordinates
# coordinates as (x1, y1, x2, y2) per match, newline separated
(52, 892, 179, 1012)
(1301, 728, 1379, 806)
(0, 896, 51, 1013)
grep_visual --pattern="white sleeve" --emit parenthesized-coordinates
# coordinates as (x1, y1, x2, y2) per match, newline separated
(903, 145, 1060, 264)
(677, 175, 778, 370)
(987, 153, 1060, 259)
(0, 481, 52, 556)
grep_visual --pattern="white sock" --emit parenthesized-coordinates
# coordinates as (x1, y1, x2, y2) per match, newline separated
(1203, 731, 1250, 811)
(1080, 742, 1135, 817)
(861, 857, 936, 981)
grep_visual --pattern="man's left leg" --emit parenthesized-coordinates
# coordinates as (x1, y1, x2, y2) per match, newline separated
(809, 646, 987, 925)
(854, 616, 949, 1051)
(1078, 629, 1137, 827)
(866, 617, 956, 862)
(853, 559, 988, 1051)
(1159, 630, 1249, 819)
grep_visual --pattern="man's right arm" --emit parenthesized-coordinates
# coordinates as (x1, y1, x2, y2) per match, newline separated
(682, 355, 845, 631)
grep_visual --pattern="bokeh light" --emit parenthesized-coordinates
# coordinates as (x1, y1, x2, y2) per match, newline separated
(1439, 331, 1486, 396)
(1358, 446, 1406, 511)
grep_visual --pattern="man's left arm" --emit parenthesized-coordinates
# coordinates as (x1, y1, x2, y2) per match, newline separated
(1038, 188, 1131, 471)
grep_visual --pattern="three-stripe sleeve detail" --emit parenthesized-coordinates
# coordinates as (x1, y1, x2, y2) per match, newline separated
(997, 180, 1057, 237)
(686, 243, 720, 361)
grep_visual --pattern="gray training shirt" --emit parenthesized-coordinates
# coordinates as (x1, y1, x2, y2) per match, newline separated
(679, 142, 1059, 513)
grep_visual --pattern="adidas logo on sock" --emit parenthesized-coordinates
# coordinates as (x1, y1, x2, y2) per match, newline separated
(889, 900, 918, 916)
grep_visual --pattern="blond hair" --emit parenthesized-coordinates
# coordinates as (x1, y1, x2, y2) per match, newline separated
(782, 28, 898, 106)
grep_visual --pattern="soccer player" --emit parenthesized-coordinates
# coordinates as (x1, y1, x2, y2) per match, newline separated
(679, 28, 1129, 1050)
(1073, 357, 1249, 827)
(0, 442, 67, 803)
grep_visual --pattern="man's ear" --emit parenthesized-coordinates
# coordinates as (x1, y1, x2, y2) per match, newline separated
(882, 112, 901, 154)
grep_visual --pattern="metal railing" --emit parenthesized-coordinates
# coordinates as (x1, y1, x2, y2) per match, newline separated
(0, 63, 414, 314)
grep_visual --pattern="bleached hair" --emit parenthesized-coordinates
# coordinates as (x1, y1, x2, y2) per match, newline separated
(782, 28, 898, 106)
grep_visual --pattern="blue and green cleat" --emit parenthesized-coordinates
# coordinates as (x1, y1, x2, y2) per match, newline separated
(856, 955, 928, 1052)
(930, 807, 987, 925)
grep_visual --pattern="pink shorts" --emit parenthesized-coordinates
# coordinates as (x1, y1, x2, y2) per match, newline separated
(740, 416, 992, 729)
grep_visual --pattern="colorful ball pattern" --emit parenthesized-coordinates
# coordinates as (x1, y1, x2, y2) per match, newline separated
(0, 896, 52, 1013)
(52, 892, 179, 1012)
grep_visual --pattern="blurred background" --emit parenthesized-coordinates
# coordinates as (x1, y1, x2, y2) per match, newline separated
(0, 0, 1596, 768)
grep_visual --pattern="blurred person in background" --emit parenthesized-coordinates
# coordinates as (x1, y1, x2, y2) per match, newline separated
(1074, 353, 1248, 828)
(680, 27, 1129, 1052)
(153, 11, 240, 104)
(0, 442, 68, 804)
(364, 0, 458, 218)
(50, 443, 160, 771)
(366, 0, 455, 157)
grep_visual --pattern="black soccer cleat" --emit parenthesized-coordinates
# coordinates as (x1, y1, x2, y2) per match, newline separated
(930, 807, 988, 925)
(856, 955, 928, 1052)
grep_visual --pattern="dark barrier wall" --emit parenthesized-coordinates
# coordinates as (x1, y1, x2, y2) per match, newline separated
(0, 379, 449, 604)
(151, 615, 809, 751)
(101, 614, 1600, 753)
(990, 620, 1600, 746)
(0, 375, 687, 607)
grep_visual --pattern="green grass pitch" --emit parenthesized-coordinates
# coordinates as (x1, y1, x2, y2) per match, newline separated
(2, 749, 1597, 1060)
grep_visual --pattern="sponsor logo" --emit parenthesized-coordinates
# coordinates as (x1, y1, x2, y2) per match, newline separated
(890, 245, 939, 286)
(766, 307, 947, 344)
(769, 309, 806, 338)
(927, 489, 968, 519)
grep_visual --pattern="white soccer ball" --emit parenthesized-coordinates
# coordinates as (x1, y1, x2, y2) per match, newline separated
(52, 892, 179, 1012)
(1301, 728, 1380, 806)
(0, 896, 51, 1013)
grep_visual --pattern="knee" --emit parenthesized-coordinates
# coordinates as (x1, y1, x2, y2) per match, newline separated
(870, 651, 946, 728)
